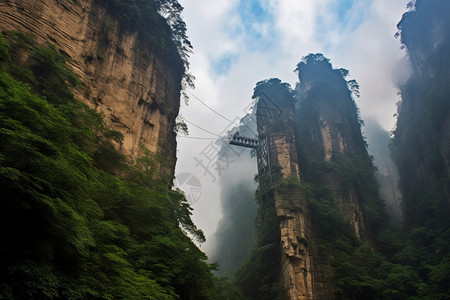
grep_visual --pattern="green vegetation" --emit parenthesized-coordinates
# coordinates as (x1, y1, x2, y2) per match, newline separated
(234, 205, 283, 300)
(210, 1, 450, 297)
(0, 32, 216, 299)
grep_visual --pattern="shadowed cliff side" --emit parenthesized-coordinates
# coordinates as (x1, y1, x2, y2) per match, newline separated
(0, 1, 223, 298)
(0, 31, 218, 299)
(295, 54, 376, 240)
(230, 48, 447, 298)
(393, 0, 450, 230)
(391, 0, 450, 297)
(295, 54, 389, 299)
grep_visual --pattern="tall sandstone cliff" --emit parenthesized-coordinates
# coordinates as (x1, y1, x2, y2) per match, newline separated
(255, 79, 316, 300)
(0, 0, 182, 174)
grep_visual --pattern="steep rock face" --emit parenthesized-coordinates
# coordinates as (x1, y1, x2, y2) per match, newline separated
(247, 58, 381, 299)
(397, 0, 450, 77)
(387, 1, 450, 296)
(296, 79, 368, 240)
(393, 0, 450, 229)
(0, 0, 182, 174)
(314, 101, 367, 238)
(292, 55, 380, 299)
(255, 81, 314, 300)
(254, 79, 336, 300)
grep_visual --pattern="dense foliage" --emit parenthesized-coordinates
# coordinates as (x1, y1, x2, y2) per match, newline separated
(229, 80, 292, 300)
(0, 32, 216, 299)
(234, 206, 283, 300)
(293, 56, 407, 299)
(295, 53, 387, 233)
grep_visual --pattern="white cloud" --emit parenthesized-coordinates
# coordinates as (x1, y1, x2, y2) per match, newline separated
(176, 0, 410, 254)
(270, 0, 322, 49)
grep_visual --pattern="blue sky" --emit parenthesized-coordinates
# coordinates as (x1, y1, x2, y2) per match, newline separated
(211, 0, 375, 76)
(236, 0, 274, 41)
(334, 0, 368, 26)
(176, 0, 410, 254)
(212, 0, 276, 74)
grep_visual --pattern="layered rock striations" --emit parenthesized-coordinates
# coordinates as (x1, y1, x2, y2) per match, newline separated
(0, 0, 182, 174)
(293, 55, 387, 299)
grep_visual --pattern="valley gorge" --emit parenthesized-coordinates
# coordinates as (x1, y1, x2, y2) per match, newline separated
(1, 0, 449, 299)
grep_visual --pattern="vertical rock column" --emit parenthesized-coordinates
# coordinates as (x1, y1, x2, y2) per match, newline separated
(256, 91, 314, 300)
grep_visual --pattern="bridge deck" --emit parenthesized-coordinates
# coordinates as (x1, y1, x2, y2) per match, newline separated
(228, 133, 260, 149)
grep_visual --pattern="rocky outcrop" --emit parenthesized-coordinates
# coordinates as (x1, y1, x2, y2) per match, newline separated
(0, 0, 182, 174)
(314, 100, 367, 239)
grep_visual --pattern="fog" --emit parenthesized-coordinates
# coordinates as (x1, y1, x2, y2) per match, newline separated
(175, 0, 411, 256)
(364, 118, 403, 229)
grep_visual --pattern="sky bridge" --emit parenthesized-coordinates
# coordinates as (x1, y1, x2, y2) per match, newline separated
(228, 132, 260, 149)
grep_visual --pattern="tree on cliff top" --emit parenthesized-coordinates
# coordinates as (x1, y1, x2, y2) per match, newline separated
(295, 53, 360, 102)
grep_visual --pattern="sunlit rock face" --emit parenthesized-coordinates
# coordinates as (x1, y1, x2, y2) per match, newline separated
(0, 0, 182, 174)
